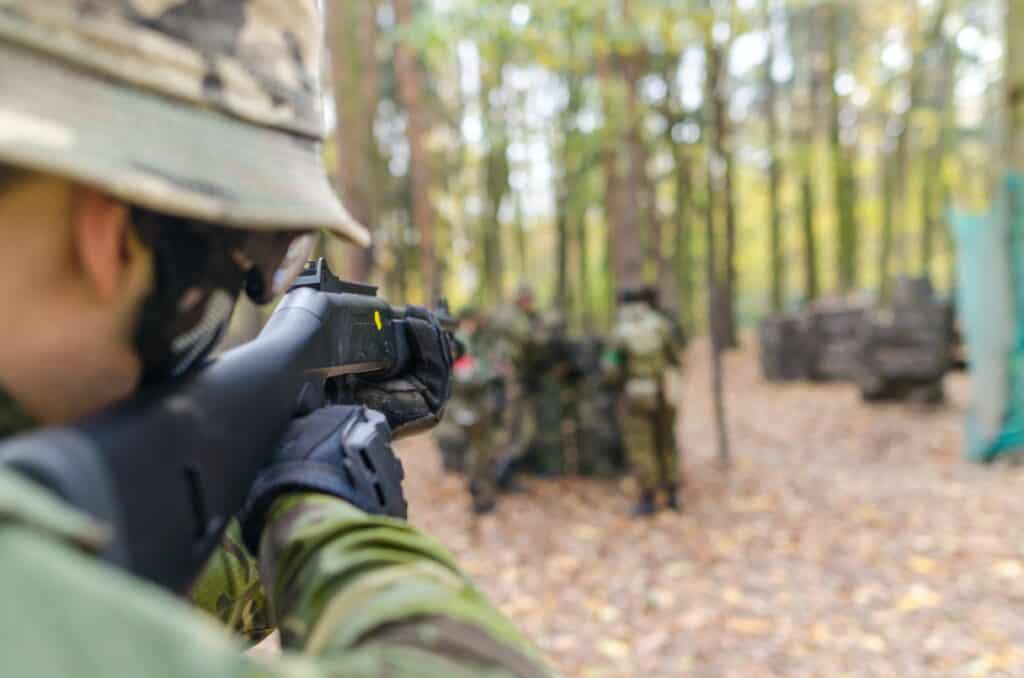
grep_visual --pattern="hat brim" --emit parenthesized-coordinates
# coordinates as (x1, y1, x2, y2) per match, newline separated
(0, 41, 370, 247)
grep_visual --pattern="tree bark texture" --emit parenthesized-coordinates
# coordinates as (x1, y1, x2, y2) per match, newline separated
(1009, 0, 1024, 170)
(828, 3, 859, 293)
(394, 0, 439, 303)
(765, 0, 784, 311)
(330, 0, 379, 282)
(480, 51, 509, 307)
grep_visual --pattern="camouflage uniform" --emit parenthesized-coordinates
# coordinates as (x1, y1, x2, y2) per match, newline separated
(607, 301, 683, 514)
(0, 1, 551, 675)
(192, 522, 273, 644)
(451, 358, 506, 514)
(431, 314, 487, 475)
(486, 304, 539, 484)
(525, 313, 568, 477)
(432, 312, 508, 514)
(563, 337, 626, 478)
(0, 388, 551, 676)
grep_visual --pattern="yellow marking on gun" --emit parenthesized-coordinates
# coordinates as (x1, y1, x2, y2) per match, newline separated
(374, 310, 383, 331)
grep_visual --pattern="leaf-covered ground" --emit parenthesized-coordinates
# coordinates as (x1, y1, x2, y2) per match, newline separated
(398, 340, 1024, 677)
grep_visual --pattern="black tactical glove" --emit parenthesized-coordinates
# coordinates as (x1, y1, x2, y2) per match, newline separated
(353, 306, 454, 439)
(239, 405, 407, 552)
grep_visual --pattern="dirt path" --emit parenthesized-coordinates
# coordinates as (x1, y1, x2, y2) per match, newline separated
(398, 340, 1024, 677)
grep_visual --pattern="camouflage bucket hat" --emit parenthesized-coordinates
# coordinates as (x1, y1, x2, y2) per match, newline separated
(0, 0, 369, 245)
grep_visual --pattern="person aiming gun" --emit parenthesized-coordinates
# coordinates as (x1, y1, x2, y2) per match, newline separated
(0, 2, 552, 676)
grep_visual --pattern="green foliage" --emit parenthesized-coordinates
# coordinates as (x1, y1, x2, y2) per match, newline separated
(329, 0, 1005, 327)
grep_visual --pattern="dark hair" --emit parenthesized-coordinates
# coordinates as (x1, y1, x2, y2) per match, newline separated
(0, 163, 23, 192)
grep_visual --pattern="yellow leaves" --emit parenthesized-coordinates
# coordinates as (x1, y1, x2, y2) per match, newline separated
(585, 597, 620, 623)
(907, 555, 941, 576)
(664, 560, 691, 579)
(895, 583, 943, 614)
(963, 648, 1024, 677)
(852, 504, 886, 525)
(596, 638, 630, 661)
(810, 622, 834, 647)
(993, 559, 1024, 579)
(571, 524, 600, 541)
(733, 492, 777, 514)
(711, 534, 740, 556)
(721, 586, 745, 606)
(398, 346, 1017, 675)
(548, 554, 580, 575)
(859, 634, 888, 654)
(726, 616, 774, 636)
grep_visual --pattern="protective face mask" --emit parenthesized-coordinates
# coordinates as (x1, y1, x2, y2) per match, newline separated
(130, 207, 315, 385)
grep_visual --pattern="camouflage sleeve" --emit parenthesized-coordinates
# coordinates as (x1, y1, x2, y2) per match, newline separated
(0, 469, 552, 678)
(260, 494, 554, 677)
(660, 317, 683, 367)
(191, 520, 274, 644)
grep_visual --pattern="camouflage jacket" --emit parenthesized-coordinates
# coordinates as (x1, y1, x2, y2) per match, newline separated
(607, 303, 684, 386)
(0, 389, 553, 677)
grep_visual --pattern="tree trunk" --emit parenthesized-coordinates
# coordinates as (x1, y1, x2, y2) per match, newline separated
(576, 206, 592, 331)
(828, 2, 858, 293)
(480, 51, 509, 307)
(514, 192, 528, 280)
(330, 0, 379, 282)
(800, 166, 819, 302)
(556, 45, 584, 311)
(621, 55, 648, 289)
(394, 0, 438, 303)
(879, 136, 897, 302)
(708, 28, 738, 347)
(765, 0, 784, 311)
(706, 134, 730, 468)
(799, 4, 821, 304)
(723, 139, 739, 346)
(914, 0, 950, 277)
(598, 55, 629, 298)
(703, 7, 731, 467)
(602, 1, 647, 291)
(1009, 0, 1024, 170)
(672, 141, 694, 330)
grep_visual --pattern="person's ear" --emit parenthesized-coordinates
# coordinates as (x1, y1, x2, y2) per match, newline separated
(71, 188, 131, 303)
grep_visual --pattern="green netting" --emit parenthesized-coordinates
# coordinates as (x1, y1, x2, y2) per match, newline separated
(952, 173, 1024, 462)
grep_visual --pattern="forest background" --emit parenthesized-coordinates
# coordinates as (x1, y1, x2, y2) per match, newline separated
(318, 0, 1009, 341)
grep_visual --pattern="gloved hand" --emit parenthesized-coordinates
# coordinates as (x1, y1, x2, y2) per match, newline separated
(353, 306, 454, 439)
(239, 405, 407, 552)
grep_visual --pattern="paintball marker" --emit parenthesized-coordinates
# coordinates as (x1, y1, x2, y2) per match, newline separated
(0, 258, 454, 594)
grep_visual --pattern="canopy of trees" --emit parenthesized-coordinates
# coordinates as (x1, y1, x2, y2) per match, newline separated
(326, 0, 1010, 336)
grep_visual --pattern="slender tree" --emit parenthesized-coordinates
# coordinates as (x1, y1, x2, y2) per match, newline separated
(1009, 0, 1024, 171)
(330, 0, 381, 282)
(395, 0, 439, 303)
(702, 3, 731, 467)
(917, 0, 951, 278)
(480, 38, 510, 306)
(827, 2, 859, 293)
(796, 3, 821, 303)
(764, 0, 784, 311)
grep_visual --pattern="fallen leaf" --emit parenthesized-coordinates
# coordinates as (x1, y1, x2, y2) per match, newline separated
(896, 584, 943, 613)
(993, 559, 1024, 579)
(726, 617, 773, 636)
(907, 556, 940, 576)
(596, 639, 630, 660)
